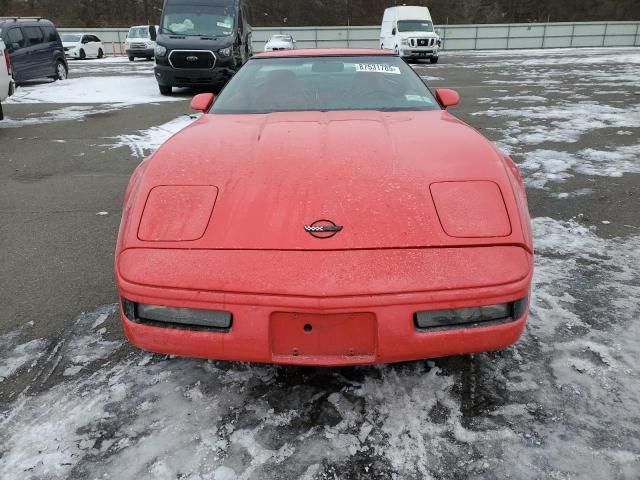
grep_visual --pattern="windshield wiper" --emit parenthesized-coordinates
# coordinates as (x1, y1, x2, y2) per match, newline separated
(161, 27, 182, 35)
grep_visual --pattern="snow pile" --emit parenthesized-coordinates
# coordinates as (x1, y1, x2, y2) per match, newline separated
(7, 76, 180, 105)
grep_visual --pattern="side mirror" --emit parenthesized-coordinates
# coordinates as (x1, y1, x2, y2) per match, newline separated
(435, 88, 460, 109)
(392, 28, 396, 36)
(150, 26, 157, 41)
(190, 92, 215, 112)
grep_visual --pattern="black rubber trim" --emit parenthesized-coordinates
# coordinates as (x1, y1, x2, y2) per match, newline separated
(121, 298, 233, 333)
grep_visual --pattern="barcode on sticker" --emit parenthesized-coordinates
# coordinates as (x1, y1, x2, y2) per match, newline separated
(355, 64, 401, 75)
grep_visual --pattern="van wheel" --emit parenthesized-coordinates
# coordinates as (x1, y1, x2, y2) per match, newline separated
(128, 56, 135, 62)
(54, 61, 68, 81)
(430, 57, 439, 64)
(98, 48, 104, 59)
(79, 49, 86, 60)
(159, 85, 172, 96)
(0, 101, 4, 121)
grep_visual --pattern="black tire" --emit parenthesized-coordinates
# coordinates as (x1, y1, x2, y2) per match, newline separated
(430, 56, 439, 64)
(0, 101, 4, 121)
(159, 85, 172, 96)
(98, 48, 104, 59)
(128, 56, 135, 62)
(54, 60, 68, 81)
(79, 49, 86, 60)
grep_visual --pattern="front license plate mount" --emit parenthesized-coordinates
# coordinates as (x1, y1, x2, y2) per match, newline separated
(270, 312, 377, 362)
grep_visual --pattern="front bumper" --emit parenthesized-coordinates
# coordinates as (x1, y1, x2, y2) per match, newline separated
(116, 246, 533, 366)
(154, 58, 239, 88)
(401, 47, 440, 58)
(126, 48, 155, 58)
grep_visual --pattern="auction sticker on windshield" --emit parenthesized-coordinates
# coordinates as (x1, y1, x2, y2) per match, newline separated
(355, 64, 401, 74)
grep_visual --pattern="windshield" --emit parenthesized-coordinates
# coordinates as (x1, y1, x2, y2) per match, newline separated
(212, 56, 439, 114)
(161, 4, 235, 37)
(397, 20, 434, 33)
(128, 27, 149, 39)
(62, 34, 81, 43)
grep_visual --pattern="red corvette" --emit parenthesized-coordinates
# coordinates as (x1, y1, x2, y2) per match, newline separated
(115, 49, 533, 366)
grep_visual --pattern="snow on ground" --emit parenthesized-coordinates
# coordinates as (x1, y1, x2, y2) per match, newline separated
(2, 47, 640, 479)
(65, 57, 155, 76)
(458, 48, 640, 193)
(0, 105, 122, 129)
(475, 102, 640, 146)
(1, 220, 639, 479)
(7, 76, 180, 105)
(106, 114, 198, 157)
(0, 325, 48, 383)
(520, 145, 640, 188)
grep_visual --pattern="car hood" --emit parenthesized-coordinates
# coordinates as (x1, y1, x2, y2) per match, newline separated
(398, 31, 439, 38)
(124, 110, 527, 251)
(155, 33, 234, 51)
(62, 42, 79, 48)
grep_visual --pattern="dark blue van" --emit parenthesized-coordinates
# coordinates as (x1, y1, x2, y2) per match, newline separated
(154, 0, 253, 95)
(0, 18, 68, 83)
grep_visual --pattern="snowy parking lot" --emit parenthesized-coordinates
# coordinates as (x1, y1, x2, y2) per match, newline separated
(1, 49, 639, 479)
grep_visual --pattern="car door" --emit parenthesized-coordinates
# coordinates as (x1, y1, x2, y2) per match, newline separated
(80, 35, 90, 56)
(5, 27, 29, 82)
(22, 26, 48, 78)
(93, 36, 103, 55)
(40, 26, 57, 76)
(90, 35, 100, 56)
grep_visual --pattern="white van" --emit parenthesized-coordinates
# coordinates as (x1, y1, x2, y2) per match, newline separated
(125, 25, 159, 61)
(380, 6, 441, 63)
(0, 37, 16, 120)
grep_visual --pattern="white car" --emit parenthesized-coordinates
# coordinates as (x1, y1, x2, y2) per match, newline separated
(0, 37, 16, 120)
(62, 33, 105, 60)
(125, 25, 159, 61)
(264, 34, 295, 52)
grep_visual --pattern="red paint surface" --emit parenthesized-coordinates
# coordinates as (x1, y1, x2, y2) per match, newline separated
(115, 51, 534, 365)
(430, 181, 512, 238)
(270, 312, 377, 361)
(138, 186, 218, 242)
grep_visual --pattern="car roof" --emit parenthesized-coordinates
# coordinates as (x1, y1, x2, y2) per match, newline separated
(0, 18, 55, 27)
(253, 48, 395, 59)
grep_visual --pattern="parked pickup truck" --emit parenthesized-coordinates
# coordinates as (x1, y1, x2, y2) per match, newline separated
(0, 36, 16, 120)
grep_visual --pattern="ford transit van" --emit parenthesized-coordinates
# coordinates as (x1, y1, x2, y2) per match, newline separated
(154, 0, 252, 95)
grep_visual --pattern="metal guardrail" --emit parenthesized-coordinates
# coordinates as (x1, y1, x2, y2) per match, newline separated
(58, 21, 640, 56)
